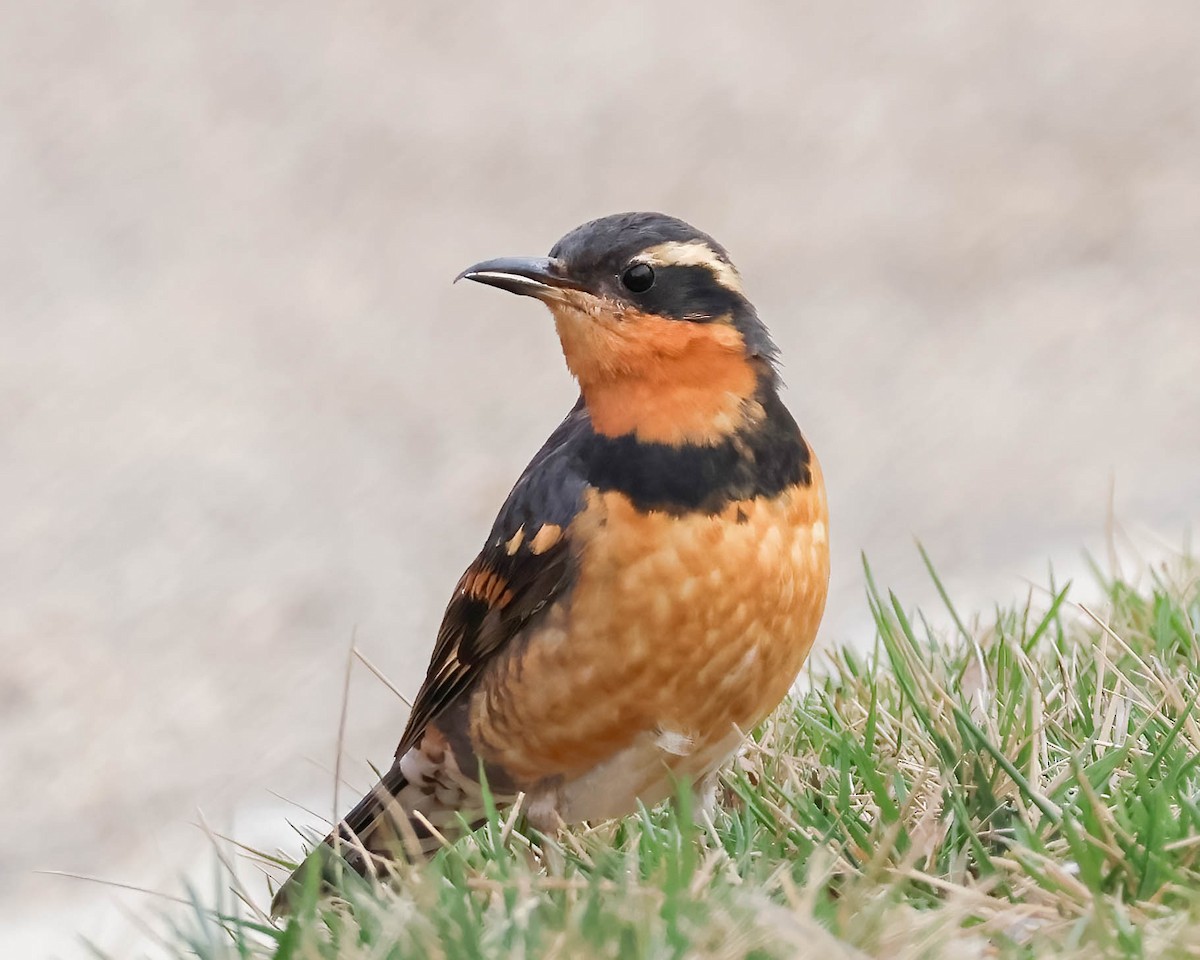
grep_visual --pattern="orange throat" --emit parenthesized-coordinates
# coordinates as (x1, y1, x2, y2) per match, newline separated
(552, 306, 761, 445)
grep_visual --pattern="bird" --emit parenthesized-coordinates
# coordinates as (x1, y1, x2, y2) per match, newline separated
(271, 211, 829, 915)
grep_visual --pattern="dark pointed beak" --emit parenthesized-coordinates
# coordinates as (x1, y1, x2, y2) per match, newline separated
(454, 256, 585, 300)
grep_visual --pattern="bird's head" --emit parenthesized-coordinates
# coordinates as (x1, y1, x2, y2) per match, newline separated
(456, 212, 779, 445)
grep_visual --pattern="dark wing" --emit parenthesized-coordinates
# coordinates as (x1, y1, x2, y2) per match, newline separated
(271, 407, 594, 915)
(392, 399, 592, 759)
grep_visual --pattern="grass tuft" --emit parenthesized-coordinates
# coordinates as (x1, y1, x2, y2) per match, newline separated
(116, 551, 1200, 958)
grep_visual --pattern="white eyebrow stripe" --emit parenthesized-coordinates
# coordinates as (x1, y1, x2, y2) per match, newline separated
(637, 241, 745, 294)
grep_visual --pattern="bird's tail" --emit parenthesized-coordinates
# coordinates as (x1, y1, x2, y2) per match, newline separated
(269, 763, 460, 917)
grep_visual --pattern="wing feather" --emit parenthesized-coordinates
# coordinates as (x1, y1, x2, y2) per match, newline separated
(393, 401, 591, 758)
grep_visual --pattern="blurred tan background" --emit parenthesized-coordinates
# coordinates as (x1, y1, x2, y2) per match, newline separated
(3, 2, 1198, 955)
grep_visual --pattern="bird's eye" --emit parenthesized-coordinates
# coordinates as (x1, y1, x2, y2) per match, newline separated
(620, 263, 655, 293)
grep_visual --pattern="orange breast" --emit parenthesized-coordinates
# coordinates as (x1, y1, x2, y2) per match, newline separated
(469, 457, 830, 787)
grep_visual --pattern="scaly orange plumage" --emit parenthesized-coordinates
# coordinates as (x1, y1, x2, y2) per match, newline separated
(471, 463, 828, 806)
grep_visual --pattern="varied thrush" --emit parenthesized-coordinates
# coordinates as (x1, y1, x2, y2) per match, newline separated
(272, 212, 829, 914)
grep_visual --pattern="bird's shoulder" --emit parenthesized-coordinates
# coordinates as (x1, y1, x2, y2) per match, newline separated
(485, 396, 595, 548)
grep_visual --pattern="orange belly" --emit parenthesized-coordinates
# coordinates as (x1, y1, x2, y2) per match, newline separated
(470, 456, 829, 795)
